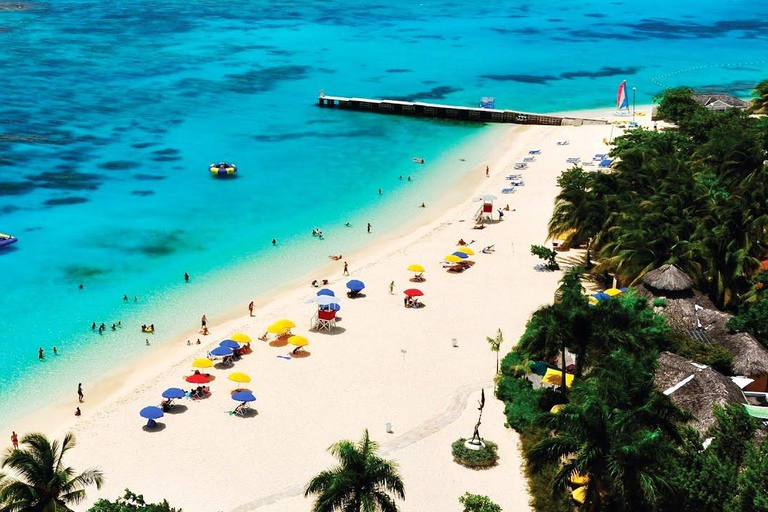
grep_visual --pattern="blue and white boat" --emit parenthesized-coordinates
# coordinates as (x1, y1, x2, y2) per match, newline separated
(0, 233, 18, 248)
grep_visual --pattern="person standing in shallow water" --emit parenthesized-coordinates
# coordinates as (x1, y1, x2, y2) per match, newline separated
(38, 347, 44, 360)
(184, 272, 190, 283)
(367, 223, 371, 234)
(201, 315, 207, 330)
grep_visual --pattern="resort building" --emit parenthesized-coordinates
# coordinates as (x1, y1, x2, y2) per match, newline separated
(692, 93, 749, 112)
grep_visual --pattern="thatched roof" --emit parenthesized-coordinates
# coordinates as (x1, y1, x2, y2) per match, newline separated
(655, 351, 745, 434)
(642, 264, 694, 292)
(693, 93, 749, 109)
(638, 287, 768, 376)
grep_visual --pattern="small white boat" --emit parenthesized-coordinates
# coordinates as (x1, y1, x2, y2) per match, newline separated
(412, 157, 425, 164)
(0, 233, 18, 248)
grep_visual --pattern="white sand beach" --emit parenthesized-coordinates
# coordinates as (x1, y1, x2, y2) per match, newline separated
(11, 107, 654, 511)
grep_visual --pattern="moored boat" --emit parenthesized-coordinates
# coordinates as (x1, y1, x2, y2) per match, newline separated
(0, 233, 18, 248)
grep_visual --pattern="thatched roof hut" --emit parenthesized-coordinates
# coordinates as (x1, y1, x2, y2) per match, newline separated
(655, 351, 745, 434)
(637, 286, 768, 378)
(642, 264, 694, 297)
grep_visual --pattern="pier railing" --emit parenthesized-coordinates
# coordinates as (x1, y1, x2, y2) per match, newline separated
(318, 94, 607, 126)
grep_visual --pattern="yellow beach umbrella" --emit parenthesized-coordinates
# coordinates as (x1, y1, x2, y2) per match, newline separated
(228, 372, 251, 384)
(444, 254, 463, 263)
(543, 368, 574, 388)
(266, 322, 289, 334)
(274, 319, 295, 329)
(287, 335, 309, 347)
(192, 358, 213, 369)
(604, 288, 622, 297)
(230, 333, 251, 343)
(550, 404, 565, 414)
(407, 264, 425, 273)
(455, 247, 474, 255)
(571, 486, 587, 504)
(570, 473, 589, 485)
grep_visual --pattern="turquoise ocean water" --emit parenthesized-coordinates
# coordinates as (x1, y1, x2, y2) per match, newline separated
(1, 0, 767, 425)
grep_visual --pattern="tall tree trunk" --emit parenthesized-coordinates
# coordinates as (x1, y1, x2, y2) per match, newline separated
(585, 239, 593, 270)
(561, 341, 568, 397)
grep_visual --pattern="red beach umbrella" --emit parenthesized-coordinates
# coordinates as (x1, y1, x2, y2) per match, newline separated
(403, 288, 424, 297)
(186, 373, 211, 384)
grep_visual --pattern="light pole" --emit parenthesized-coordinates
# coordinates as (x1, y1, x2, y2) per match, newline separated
(632, 87, 637, 125)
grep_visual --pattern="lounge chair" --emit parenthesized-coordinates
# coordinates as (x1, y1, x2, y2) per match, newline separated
(523, 157, 535, 162)
(513, 163, 527, 170)
(481, 245, 495, 254)
(566, 157, 580, 163)
(501, 188, 515, 194)
(234, 402, 250, 417)
(529, 149, 541, 155)
(506, 173, 522, 179)
(509, 179, 525, 186)
(556, 140, 570, 146)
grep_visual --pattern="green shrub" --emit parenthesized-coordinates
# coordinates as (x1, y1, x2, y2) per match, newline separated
(458, 492, 502, 512)
(451, 439, 499, 469)
(496, 375, 545, 431)
(88, 489, 181, 512)
(653, 298, 669, 307)
(727, 298, 768, 347)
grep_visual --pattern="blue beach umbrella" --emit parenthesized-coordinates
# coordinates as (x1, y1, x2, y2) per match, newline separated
(231, 391, 256, 403)
(210, 346, 233, 357)
(329, 303, 341, 312)
(317, 288, 335, 297)
(219, 339, 241, 350)
(592, 292, 610, 301)
(162, 388, 185, 399)
(346, 279, 365, 292)
(140, 406, 164, 420)
(451, 251, 469, 259)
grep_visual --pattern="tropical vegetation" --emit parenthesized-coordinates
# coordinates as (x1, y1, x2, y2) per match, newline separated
(458, 492, 502, 512)
(548, 83, 768, 309)
(88, 489, 181, 512)
(0, 432, 103, 512)
(497, 268, 768, 511)
(451, 439, 499, 469)
(305, 429, 404, 512)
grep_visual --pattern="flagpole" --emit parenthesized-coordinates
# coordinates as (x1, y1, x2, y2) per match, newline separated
(632, 86, 637, 124)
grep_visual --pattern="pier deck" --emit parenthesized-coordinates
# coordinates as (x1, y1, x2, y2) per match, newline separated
(318, 94, 607, 126)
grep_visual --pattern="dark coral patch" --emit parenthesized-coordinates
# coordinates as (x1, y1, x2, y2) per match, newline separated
(133, 173, 166, 181)
(98, 160, 141, 171)
(26, 171, 101, 191)
(131, 190, 155, 196)
(44, 196, 89, 206)
(63, 264, 109, 282)
(390, 85, 462, 102)
(0, 180, 36, 196)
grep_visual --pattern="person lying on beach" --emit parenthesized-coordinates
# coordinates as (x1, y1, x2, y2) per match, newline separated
(457, 239, 466, 245)
(329, 255, 342, 260)
(201, 326, 209, 336)
(311, 279, 319, 287)
(259, 332, 269, 341)
(322, 279, 329, 285)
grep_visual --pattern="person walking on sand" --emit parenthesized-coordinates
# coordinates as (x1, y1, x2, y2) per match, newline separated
(75, 407, 81, 417)
(11, 431, 18, 449)
(248, 301, 255, 317)
(367, 223, 371, 233)
(390, 281, 395, 294)
(343, 262, 349, 276)
(78, 383, 84, 402)
(486, 165, 489, 177)
(201, 315, 207, 330)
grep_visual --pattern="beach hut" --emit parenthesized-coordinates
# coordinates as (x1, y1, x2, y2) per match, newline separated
(655, 351, 744, 435)
(638, 285, 768, 393)
(641, 264, 694, 298)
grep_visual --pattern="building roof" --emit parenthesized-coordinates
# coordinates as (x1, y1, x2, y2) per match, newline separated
(693, 94, 749, 108)
(642, 264, 694, 292)
(637, 288, 768, 376)
(655, 351, 745, 434)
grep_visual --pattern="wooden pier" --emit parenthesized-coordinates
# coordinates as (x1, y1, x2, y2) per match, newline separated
(318, 94, 607, 126)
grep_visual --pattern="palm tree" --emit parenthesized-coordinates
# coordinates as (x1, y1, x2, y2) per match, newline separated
(305, 430, 404, 512)
(486, 329, 503, 375)
(749, 79, 768, 114)
(528, 350, 687, 512)
(0, 432, 104, 512)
